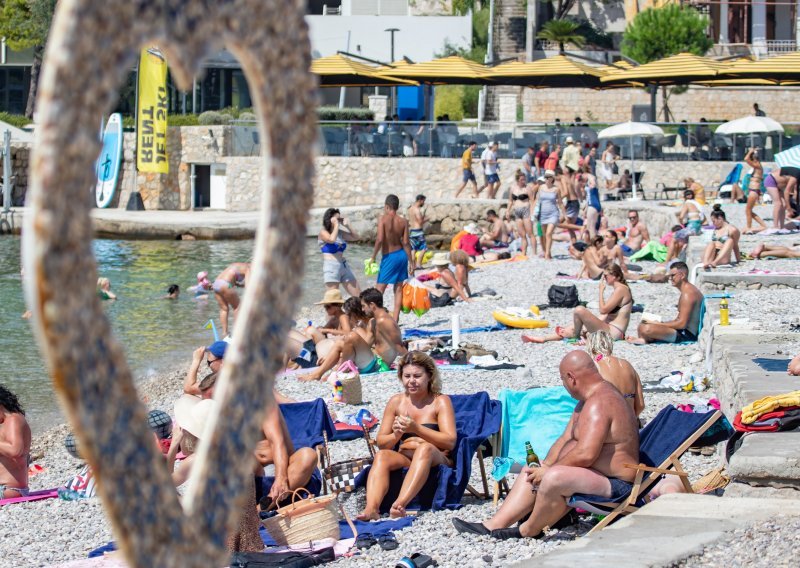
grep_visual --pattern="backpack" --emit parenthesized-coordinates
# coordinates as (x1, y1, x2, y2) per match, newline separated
(547, 284, 580, 308)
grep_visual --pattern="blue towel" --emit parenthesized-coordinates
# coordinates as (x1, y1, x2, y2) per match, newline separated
(403, 323, 507, 339)
(498, 387, 577, 465)
(357, 392, 501, 512)
(279, 399, 335, 450)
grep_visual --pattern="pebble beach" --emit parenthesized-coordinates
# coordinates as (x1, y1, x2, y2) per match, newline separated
(3, 202, 800, 567)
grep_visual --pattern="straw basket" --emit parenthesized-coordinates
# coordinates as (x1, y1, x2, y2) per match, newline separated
(261, 489, 340, 546)
(691, 467, 730, 495)
(339, 373, 363, 405)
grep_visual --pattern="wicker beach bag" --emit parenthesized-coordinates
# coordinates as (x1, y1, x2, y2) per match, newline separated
(322, 426, 375, 494)
(260, 488, 340, 546)
(327, 360, 363, 405)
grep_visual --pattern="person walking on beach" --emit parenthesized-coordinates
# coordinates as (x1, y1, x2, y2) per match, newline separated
(408, 194, 427, 270)
(481, 142, 501, 199)
(455, 141, 479, 198)
(318, 208, 361, 297)
(534, 141, 549, 180)
(521, 147, 535, 183)
(742, 148, 767, 234)
(452, 351, 638, 539)
(370, 194, 412, 322)
(628, 261, 703, 344)
(0, 384, 31, 499)
(212, 262, 250, 338)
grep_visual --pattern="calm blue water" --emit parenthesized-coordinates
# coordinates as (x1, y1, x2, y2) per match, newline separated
(0, 236, 373, 433)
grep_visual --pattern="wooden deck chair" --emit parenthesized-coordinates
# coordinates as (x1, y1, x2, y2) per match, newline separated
(569, 406, 722, 533)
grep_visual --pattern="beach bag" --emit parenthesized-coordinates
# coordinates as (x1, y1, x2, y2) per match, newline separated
(547, 284, 579, 308)
(231, 548, 335, 567)
(401, 278, 431, 317)
(260, 488, 341, 546)
(322, 425, 375, 494)
(326, 360, 362, 404)
(611, 161, 619, 175)
(65, 464, 98, 498)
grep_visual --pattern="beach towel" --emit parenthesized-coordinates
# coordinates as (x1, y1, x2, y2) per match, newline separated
(472, 255, 528, 267)
(402, 323, 507, 340)
(0, 488, 60, 507)
(498, 387, 577, 465)
(629, 241, 668, 263)
(740, 390, 800, 425)
(356, 392, 501, 512)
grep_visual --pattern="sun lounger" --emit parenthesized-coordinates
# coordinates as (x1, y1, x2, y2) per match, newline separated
(568, 406, 722, 533)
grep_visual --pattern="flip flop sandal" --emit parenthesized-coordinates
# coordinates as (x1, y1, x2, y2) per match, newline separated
(396, 553, 438, 568)
(378, 532, 399, 551)
(355, 533, 377, 550)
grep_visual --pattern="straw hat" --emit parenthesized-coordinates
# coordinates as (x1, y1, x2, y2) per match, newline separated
(430, 252, 450, 267)
(464, 223, 480, 235)
(174, 395, 216, 439)
(544, 170, 556, 178)
(315, 289, 345, 305)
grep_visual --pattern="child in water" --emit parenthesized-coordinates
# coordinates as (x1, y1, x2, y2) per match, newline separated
(190, 271, 213, 298)
(97, 277, 117, 300)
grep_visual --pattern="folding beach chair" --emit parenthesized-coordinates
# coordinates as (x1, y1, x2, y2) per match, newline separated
(356, 391, 501, 512)
(493, 387, 577, 503)
(568, 406, 722, 533)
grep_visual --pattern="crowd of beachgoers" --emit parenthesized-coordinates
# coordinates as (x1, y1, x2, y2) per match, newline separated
(3, 157, 800, 566)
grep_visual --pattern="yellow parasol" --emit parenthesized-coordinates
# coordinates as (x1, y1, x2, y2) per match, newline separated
(373, 55, 491, 85)
(311, 54, 418, 87)
(601, 52, 732, 86)
(486, 55, 607, 88)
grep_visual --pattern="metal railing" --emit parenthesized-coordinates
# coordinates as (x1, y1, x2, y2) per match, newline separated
(766, 40, 797, 54)
(228, 119, 800, 162)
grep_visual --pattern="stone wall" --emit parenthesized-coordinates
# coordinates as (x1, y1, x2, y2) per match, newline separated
(521, 85, 800, 123)
(1, 143, 31, 206)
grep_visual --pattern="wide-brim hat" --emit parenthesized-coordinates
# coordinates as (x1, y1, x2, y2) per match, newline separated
(315, 289, 345, 305)
(464, 223, 480, 235)
(544, 170, 556, 178)
(430, 253, 450, 266)
(174, 395, 216, 439)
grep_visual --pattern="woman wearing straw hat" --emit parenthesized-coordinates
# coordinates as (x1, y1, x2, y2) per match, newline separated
(169, 395, 263, 553)
(319, 208, 361, 297)
(423, 252, 472, 305)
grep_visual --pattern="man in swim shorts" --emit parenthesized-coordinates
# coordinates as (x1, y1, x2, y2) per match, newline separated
(0, 384, 31, 499)
(621, 210, 650, 256)
(370, 194, 413, 321)
(408, 194, 427, 270)
(452, 351, 638, 539)
(627, 262, 704, 344)
(479, 209, 509, 248)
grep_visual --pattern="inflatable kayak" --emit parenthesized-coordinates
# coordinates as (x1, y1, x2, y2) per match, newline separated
(492, 306, 549, 329)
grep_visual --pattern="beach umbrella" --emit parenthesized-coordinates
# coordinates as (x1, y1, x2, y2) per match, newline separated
(716, 116, 784, 149)
(597, 122, 664, 200)
(721, 52, 800, 83)
(486, 55, 607, 88)
(373, 55, 491, 85)
(774, 145, 800, 169)
(311, 54, 417, 87)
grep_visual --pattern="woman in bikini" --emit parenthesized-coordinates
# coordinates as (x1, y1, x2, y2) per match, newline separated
(505, 171, 537, 257)
(319, 208, 361, 297)
(577, 236, 605, 279)
(424, 251, 472, 306)
(524, 263, 632, 343)
(666, 190, 706, 263)
(702, 205, 740, 269)
(586, 331, 644, 417)
(601, 229, 627, 273)
(743, 148, 767, 234)
(212, 262, 250, 338)
(357, 351, 456, 520)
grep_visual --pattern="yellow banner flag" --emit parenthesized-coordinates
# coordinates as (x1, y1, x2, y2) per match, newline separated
(136, 48, 169, 173)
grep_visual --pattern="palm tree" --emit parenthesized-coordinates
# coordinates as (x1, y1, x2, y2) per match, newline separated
(536, 20, 586, 54)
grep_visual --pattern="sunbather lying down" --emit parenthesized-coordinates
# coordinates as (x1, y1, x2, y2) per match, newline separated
(751, 243, 800, 259)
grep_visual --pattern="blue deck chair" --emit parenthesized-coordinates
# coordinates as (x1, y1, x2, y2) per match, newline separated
(256, 399, 336, 500)
(356, 392, 502, 512)
(569, 406, 722, 533)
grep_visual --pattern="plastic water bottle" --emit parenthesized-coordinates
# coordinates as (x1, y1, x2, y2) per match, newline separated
(719, 298, 729, 326)
(451, 314, 461, 348)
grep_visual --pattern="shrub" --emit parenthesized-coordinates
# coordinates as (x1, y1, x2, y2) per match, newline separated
(198, 111, 232, 125)
(237, 112, 257, 122)
(169, 114, 200, 127)
(0, 112, 32, 129)
(434, 85, 465, 121)
(317, 106, 374, 121)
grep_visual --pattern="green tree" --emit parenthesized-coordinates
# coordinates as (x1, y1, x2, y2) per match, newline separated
(621, 4, 712, 64)
(0, 0, 56, 118)
(622, 5, 712, 120)
(536, 19, 585, 54)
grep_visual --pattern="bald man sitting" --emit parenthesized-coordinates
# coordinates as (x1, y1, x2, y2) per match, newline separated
(452, 351, 639, 539)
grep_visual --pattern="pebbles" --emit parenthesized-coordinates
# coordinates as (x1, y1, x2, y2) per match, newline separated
(0, 234, 768, 567)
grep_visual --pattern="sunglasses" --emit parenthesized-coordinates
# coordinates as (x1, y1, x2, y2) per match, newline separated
(206, 356, 220, 368)
(628, 216, 638, 220)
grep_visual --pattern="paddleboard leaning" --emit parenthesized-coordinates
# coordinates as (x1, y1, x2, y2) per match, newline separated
(94, 113, 123, 208)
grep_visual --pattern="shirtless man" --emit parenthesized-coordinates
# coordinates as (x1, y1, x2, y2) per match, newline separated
(627, 262, 704, 344)
(479, 209, 509, 248)
(184, 340, 227, 396)
(370, 194, 413, 322)
(0, 385, 32, 498)
(621, 210, 650, 256)
(408, 194, 427, 270)
(559, 166, 583, 244)
(452, 351, 639, 539)
(360, 287, 407, 365)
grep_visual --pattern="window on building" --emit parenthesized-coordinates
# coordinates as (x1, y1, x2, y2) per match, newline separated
(0, 67, 30, 115)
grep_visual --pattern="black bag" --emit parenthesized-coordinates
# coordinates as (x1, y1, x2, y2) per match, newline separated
(547, 284, 580, 308)
(231, 547, 335, 567)
(611, 161, 619, 175)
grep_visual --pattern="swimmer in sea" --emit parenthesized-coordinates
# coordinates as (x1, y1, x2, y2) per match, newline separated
(164, 284, 180, 300)
(190, 271, 213, 298)
(97, 277, 117, 300)
(213, 262, 250, 338)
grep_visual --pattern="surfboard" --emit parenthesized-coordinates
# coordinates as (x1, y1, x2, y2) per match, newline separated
(95, 113, 123, 208)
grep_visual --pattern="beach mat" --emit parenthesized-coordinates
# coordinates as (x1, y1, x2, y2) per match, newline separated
(753, 357, 792, 373)
(472, 254, 528, 267)
(0, 488, 60, 507)
(402, 323, 506, 339)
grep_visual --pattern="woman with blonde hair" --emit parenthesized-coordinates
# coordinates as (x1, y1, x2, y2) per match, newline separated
(586, 330, 644, 416)
(357, 351, 456, 520)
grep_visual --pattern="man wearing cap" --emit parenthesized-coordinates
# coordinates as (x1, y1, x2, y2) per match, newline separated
(183, 340, 227, 397)
(481, 142, 501, 199)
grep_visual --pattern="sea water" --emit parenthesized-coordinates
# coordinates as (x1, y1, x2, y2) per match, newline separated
(0, 236, 374, 432)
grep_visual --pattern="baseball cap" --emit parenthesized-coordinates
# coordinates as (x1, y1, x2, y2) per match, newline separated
(206, 341, 228, 359)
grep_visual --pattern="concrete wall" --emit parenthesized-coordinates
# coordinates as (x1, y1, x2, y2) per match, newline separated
(522, 85, 800, 124)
